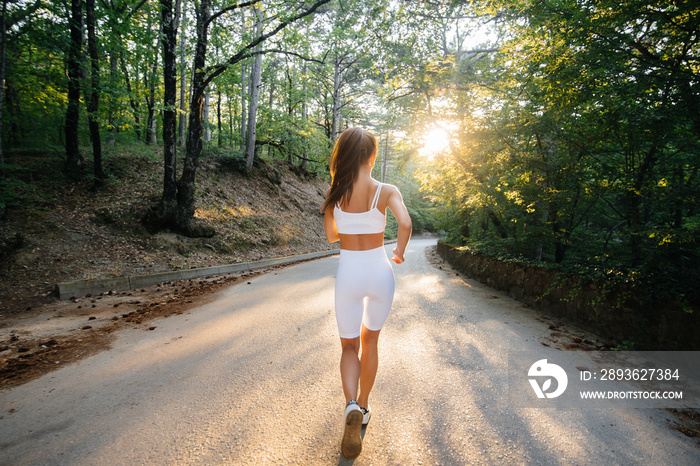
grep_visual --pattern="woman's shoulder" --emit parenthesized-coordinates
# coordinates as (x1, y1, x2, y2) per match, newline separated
(378, 183, 400, 196)
(377, 183, 402, 209)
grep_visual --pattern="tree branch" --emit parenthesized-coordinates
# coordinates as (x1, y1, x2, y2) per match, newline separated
(125, 0, 150, 22)
(206, 0, 262, 28)
(259, 48, 325, 64)
(204, 0, 331, 86)
(413, 13, 486, 21)
(458, 48, 499, 56)
(386, 88, 419, 103)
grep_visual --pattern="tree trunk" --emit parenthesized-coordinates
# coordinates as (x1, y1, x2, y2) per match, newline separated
(240, 62, 248, 152)
(145, 72, 157, 145)
(535, 208, 547, 262)
(147, 113, 157, 144)
(0, 0, 7, 168)
(106, 52, 117, 145)
(217, 89, 222, 147)
(245, 12, 263, 172)
(381, 132, 389, 183)
(487, 209, 509, 239)
(173, 0, 213, 237)
(104, 4, 127, 147)
(65, 0, 84, 173)
(144, 0, 181, 233)
(624, 137, 660, 265)
(228, 82, 235, 148)
(119, 54, 141, 140)
(239, 12, 247, 152)
(268, 72, 274, 160)
(86, 0, 103, 186)
(178, 0, 187, 147)
(161, 0, 178, 212)
(331, 55, 342, 142)
(299, 62, 308, 170)
(5, 82, 20, 144)
(203, 90, 211, 143)
(145, 9, 161, 145)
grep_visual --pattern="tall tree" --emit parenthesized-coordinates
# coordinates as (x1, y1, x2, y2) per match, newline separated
(86, 0, 103, 186)
(65, 0, 83, 172)
(178, 0, 188, 147)
(145, 4, 161, 145)
(0, 0, 7, 168)
(156, 0, 180, 229)
(299, 61, 309, 169)
(245, 9, 263, 171)
(239, 10, 248, 152)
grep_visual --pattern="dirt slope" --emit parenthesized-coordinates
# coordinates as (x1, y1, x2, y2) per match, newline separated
(1, 151, 333, 312)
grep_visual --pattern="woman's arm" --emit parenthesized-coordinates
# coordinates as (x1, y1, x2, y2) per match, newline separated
(324, 208, 340, 244)
(386, 186, 412, 263)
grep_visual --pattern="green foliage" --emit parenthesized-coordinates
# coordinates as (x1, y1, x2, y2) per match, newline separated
(402, 0, 700, 314)
(0, 164, 56, 212)
(256, 106, 331, 173)
(0, 175, 34, 212)
(612, 339, 638, 351)
(215, 150, 249, 174)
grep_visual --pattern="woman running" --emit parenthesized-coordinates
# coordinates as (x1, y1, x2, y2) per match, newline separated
(322, 127, 412, 459)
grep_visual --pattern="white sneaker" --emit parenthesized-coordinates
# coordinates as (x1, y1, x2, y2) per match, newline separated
(341, 401, 363, 459)
(360, 405, 371, 425)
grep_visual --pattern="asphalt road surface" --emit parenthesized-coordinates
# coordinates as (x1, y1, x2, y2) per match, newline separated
(1, 238, 698, 465)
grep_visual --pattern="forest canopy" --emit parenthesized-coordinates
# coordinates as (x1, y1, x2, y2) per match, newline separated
(1, 0, 698, 310)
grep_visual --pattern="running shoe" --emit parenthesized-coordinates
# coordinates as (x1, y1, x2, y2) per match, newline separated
(360, 405, 371, 425)
(341, 401, 363, 459)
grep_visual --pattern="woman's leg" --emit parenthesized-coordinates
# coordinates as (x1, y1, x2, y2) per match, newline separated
(358, 325, 380, 408)
(340, 336, 361, 402)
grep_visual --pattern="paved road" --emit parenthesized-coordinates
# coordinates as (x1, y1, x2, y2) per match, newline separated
(1, 238, 698, 465)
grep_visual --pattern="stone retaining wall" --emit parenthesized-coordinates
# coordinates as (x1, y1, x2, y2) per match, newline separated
(437, 242, 699, 350)
(56, 249, 339, 300)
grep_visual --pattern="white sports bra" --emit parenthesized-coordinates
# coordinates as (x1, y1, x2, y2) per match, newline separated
(334, 183, 386, 235)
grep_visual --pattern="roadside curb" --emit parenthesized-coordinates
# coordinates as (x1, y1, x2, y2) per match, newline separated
(56, 248, 340, 300)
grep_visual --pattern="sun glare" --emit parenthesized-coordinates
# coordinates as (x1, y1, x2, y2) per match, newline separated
(420, 128, 450, 156)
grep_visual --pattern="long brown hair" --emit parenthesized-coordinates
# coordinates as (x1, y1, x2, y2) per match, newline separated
(321, 127, 377, 213)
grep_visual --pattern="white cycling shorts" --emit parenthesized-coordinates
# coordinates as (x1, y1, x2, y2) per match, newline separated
(334, 246, 395, 339)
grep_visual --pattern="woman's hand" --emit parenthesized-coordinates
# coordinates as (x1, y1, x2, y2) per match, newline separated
(391, 247, 405, 264)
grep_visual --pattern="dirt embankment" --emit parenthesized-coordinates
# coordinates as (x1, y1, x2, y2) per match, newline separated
(0, 151, 335, 388)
